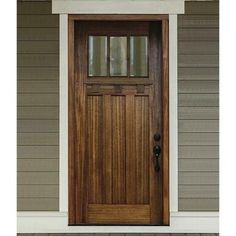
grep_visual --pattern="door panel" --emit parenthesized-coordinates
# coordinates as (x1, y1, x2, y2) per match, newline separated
(69, 19, 169, 225)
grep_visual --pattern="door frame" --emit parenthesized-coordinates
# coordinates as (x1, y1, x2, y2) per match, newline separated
(68, 14, 169, 225)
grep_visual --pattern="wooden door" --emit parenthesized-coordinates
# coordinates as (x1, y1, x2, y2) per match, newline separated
(69, 19, 169, 225)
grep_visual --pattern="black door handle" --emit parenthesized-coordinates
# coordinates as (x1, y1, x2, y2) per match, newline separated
(153, 145, 161, 172)
(153, 145, 161, 156)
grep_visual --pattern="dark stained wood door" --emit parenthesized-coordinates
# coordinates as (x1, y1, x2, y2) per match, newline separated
(69, 19, 169, 225)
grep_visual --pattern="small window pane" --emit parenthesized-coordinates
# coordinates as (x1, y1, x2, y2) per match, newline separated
(110, 37, 127, 76)
(130, 36, 148, 77)
(88, 36, 107, 76)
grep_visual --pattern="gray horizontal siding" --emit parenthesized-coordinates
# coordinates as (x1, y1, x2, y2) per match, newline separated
(178, 1, 219, 211)
(17, 0, 59, 211)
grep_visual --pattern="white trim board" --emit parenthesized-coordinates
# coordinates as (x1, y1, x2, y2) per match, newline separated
(17, 211, 219, 233)
(58, 14, 179, 213)
(52, 0, 185, 14)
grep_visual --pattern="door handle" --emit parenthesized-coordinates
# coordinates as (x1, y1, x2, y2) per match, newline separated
(153, 145, 161, 172)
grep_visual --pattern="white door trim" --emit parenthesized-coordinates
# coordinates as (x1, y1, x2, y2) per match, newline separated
(59, 14, 68, 212)
(17, 211, 219, 233)
(59, 13, 179, 213)
(52, 0, 185, 14)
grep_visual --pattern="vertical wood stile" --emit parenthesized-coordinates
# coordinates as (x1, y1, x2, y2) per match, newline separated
(87, 96, 103, 204)
(103, 95, 113, 203)
(149, 21, 163, 224)
(162, 18, 170, 225)
(74, 23, 88, 223)
(135, 96, 150, 204)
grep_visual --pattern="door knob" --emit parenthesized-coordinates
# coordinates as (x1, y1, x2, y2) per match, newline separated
(154, 133, 161, 141)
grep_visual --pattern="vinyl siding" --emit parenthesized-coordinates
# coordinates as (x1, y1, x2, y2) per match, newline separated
(17, 0, 219, 212)
(17, 0, 59, 211)
(178, 1, 219, 211)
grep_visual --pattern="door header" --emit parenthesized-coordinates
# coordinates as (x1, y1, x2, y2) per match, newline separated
(52, 0, 185, 15)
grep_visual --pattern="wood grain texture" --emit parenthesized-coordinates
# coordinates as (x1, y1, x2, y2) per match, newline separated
(87, 205, 150, 224)
(161, 19, 170, 225)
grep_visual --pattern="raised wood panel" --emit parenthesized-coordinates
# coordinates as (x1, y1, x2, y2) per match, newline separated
(178, 15, 219, 28)
(178, 55, 219, 68)
(18, 185, 59, 198)
(17, 54, 59, 67)
(178, 68, 219, 81)
(179, 28, 219, 41)
(179, 146, 219, 159)
(18, 133, 58, 145)
(18, 67, 59, 80)
(178, 107, 219, 119)
(179, 133, 218, 146)
(179, 159, 219, 172)
(179, 172, 219, 185)
(179, 185, 219, 198)
(17, 94, 59, 106)
(86, 95, 150, 205)
(179, 41, 218, 55)
(178, 198, 219, 211)
(112, 96, 126, 204)
(17, 15, 59, 27)
(18, 1, 52, 15)
(17, 198, 59, 211)
(18, 81, 59, 93)
(18, 41, 59, 53)
(18, 119, 58, 132)
(17, 172, 58, 184)
(178, 120, 218, 132)
(87, 204, 150, 224)
(18, 146, 58, 159)
(185, 2, 219, 15)
(178, 94, 218, 107)
(17, 28, 59, 41)
(178, 81, 218, 94)
(18, 107, 59, 119)
(18, 159, 59, 172)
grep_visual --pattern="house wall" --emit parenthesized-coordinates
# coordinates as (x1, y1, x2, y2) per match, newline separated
(178, 1, 219, 211)
(17, 0, 219, 211)
(17, 0, 59, 210)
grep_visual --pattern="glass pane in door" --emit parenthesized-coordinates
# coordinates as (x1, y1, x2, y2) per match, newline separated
(110, 37, 127, 76)
(130, 36, 148, 77)
(88, 36, 107, 76)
